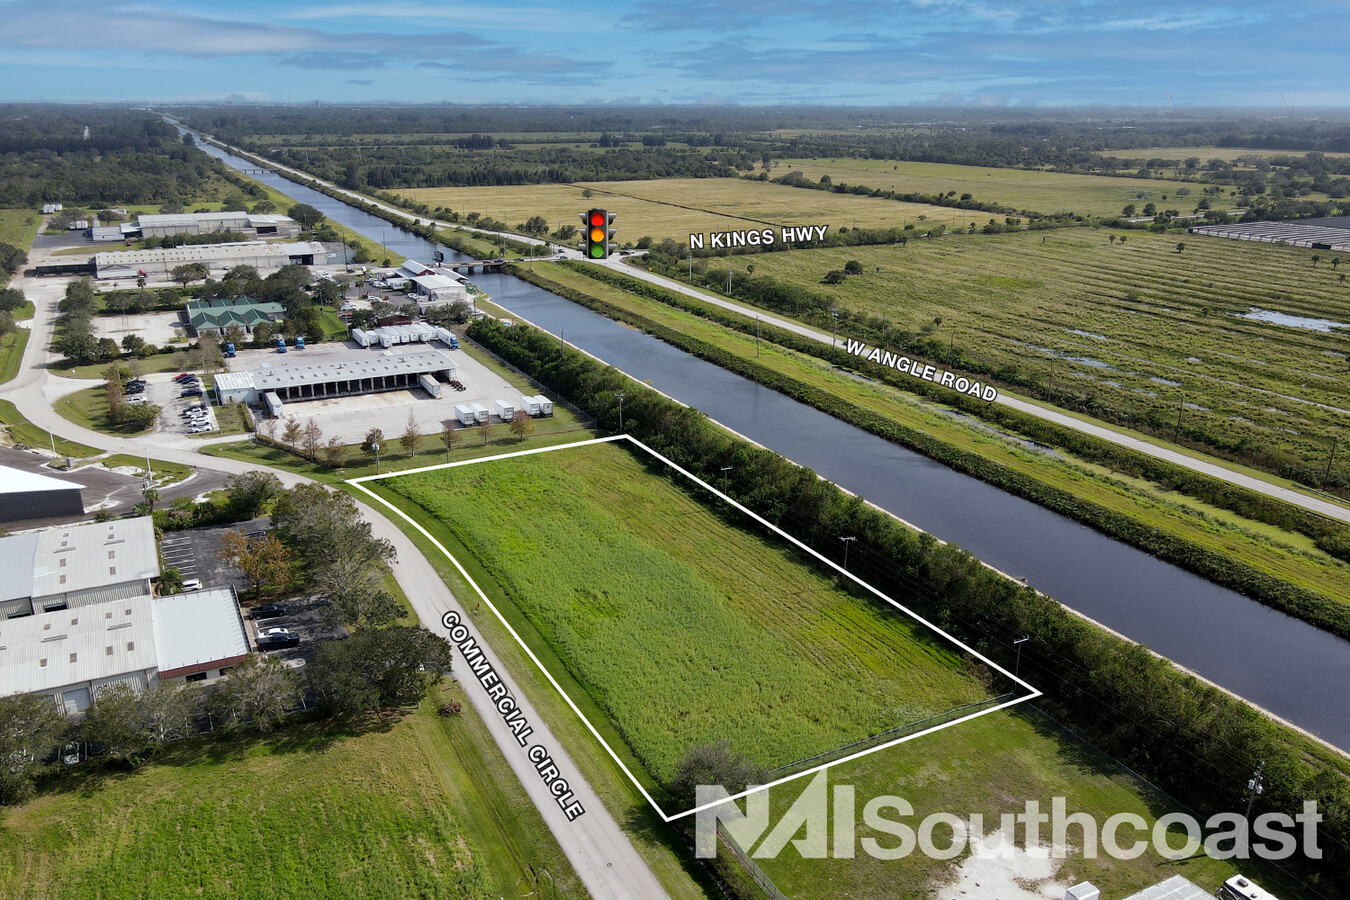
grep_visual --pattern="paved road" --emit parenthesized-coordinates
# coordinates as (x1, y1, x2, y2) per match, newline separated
(596, 256, 1350, 526)
(2, 251, 668, 900)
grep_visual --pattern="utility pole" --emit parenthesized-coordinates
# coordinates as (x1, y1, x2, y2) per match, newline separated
(616, 391, 625, 433)
(831, 309, 839, 349)
(688, 252, 693, 281)
(1245, 761, 1266, 820)
(372, 442, 380, 474)
(1013, 636, 1030, 678)
(720, 466, 732, 495)
(1326, 434, 1338, 482)
(559, 328, 565, 351)
(756, 316, 760, 357)
(840, 535, 857, 571)
(727, 268, 733, 294)
(1175, 393, 1185, 440)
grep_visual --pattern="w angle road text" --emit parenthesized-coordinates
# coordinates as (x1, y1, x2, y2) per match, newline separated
(844, 339, 998, 402)
(689, 224, 829, 249)
(441, 611, 586, 821)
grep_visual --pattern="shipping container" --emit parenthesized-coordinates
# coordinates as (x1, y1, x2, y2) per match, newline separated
(494, 399, 515, 421)
(518, 395, 541, 416)
(454, 404, 477, 427)
(532, 394, 553, 416)
(470, 402, 490, 424)
(418, 374, 442, 398)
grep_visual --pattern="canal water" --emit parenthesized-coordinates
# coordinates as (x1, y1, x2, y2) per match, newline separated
(193, 136, 1350, 751)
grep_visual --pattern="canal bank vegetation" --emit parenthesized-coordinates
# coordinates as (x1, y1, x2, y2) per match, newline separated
(506, 261, 1350, 641)
(466, 316, 1350, 897)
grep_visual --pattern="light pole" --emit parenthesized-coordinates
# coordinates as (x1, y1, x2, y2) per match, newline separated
(1245, 762, 1266, 821)
(616, 391, 626, 433)
(688, 252, 693, 281)
(1013, 636, 1030, 678)
(372, 441, 380, 474)
(720, 466, 732, 494)
(831, 308, 839, 348)
(727, 268, 733, 294)
(839, 535, 856, 571)
(756, 315, 760, 357)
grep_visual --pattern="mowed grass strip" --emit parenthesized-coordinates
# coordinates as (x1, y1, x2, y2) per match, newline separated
(0, 686, 586, 900)
(398, 176, 964, 243)
(381, 441, 987, 787)
(778, 158, 1245, 218)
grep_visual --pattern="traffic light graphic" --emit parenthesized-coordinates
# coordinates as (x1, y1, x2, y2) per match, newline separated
(579, 208, 616, 258)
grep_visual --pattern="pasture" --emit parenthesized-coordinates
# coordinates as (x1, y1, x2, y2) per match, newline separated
(776, 158, 1244, 219)
(0, 684, 585, 900)
(375, 440, 991, 792)
(738, 226, 1350, 477)
(397, 176, 966, 243)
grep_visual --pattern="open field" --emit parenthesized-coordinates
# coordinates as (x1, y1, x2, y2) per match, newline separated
(0, 399, 100, 458)
(398, 176, 966, 243)
(54, 385, 154, 436)
(375, 440, 991, 793)
(0, 208, 40, 252)
(1146, 145, 1350, 162)
(752, 708, 1314, 900)
(728, 227, 1350, 479)
(777, 158, 1244, 218)
(0, 684, 585, 900)
(522, 263, 1350, 613)
(0, 329, 28, 385)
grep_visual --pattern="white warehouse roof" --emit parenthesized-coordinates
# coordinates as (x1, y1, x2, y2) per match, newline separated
(153, 588, 250, 677)
(0, 466, 85, 495)
(231, 348, 458, 394)
(0, 517, 159, 605)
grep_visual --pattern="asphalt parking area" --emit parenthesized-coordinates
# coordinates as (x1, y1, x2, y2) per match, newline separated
(245, 593, 348, 666)
(159, 517, 269, 590)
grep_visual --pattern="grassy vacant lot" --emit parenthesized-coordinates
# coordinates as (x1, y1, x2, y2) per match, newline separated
(0, 684, 585, 900)
(0, 399, 100, 458)
(752, 708, 1313, 900)
(54, 385, 154, 436)
(99, 453, 193, 485)
(739, 227, 1350, 477)
(376, 440, 989, 792)
(0, 209, 40, 254)
(777, 158, 1244, 219)
(528, 263, 1350, 608)
(0, 329, 28, 384)
(399, 176, 965, 243)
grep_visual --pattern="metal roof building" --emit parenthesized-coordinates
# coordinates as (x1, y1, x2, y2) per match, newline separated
(0, 587, 250, 716)
(408, 273, 469, 303)
(1123, 876, 1210, 900)
(185, 297, 286, 336)
(0, 517, 160, 619)
(94, 240, 325, 279)
(135, 211, 300, 240)
(0, 466, 85, 524)
(216, 348, 458, 408)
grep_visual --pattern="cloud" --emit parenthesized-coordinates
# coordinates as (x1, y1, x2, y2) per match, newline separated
(345, 79, 376, 86)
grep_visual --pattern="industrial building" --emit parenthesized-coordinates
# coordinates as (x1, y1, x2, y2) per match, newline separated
(408, 273, 469, 304)
(0, 466, 85, 525)
(214, 348, 459, 411)
(186, 297, 286, 336)
(94, 240, 325, 279)
(0, 517, 160, 619)
(1190, 220, 1350, 251)
(133, 211, 301, 241)
(0, 587, 250, 716)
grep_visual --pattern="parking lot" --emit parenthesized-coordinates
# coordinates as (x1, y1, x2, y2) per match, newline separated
(244, 594, 348, 669)
(142, 371, 219, 435)
(159, 517, 268, 591)
(227, 339, 527, 444)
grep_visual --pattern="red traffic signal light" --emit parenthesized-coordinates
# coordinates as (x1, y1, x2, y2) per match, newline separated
(579, 207, 616, 258)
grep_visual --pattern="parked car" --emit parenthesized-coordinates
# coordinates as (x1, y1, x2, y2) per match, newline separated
(181, 579, 202, 592)
(257, 627, 300, 650)
(173, 373, 196, 382)
(189, 424, 214, 434)
(181, 388, 203, 398)
(127, 396, 147, 405)
(125, 384, 145, 395)
(250, 604, 288, 620)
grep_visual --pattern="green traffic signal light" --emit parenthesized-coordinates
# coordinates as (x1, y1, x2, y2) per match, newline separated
(580, 208, 615, 258)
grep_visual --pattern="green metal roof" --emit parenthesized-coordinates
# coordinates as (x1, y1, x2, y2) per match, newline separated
(186, 298, 286, 333)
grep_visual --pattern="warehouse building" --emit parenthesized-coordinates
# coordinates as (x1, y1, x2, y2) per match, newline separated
(186, 297, 286, 336)
(408, 273, 469, 304)
(94, 240, 325, 279)
(215, 348, 458, 410)
(133, 211, 301, 240)
(0, 517, 160, 619)
(0, 587, 250, 716)
(0, 467, 85, 525)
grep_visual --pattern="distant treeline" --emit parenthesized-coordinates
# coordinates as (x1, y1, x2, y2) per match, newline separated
(0, 106, 265, 208)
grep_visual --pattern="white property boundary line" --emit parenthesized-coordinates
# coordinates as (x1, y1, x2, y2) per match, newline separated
(349, 434, 1041, 822)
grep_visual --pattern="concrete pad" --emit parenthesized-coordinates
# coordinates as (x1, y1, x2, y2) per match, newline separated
(93, 311, 188, 347)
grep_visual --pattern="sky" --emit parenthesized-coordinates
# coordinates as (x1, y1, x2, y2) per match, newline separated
(2, 0, 1347, 108)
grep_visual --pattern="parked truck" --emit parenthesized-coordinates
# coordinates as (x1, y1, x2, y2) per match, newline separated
(295, 336, 306, 350)
(223, 342, 236, 358)
(454, 404, 477, 427)
(470, 402, 490, 424)
(494, 399, 515, 422)
(275, 337, 287, 353)
(518, 395, 541, 417)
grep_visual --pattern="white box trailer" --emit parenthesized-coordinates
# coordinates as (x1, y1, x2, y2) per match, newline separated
(351, 328, 372, 347)
(532, 394, 553, 416)
(454, 404, 477, 426)
(518, 395, 541, 416)
(494, 399, 515, 421)
(418, 374, 442, 398)
(470, 402, 490, 424)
